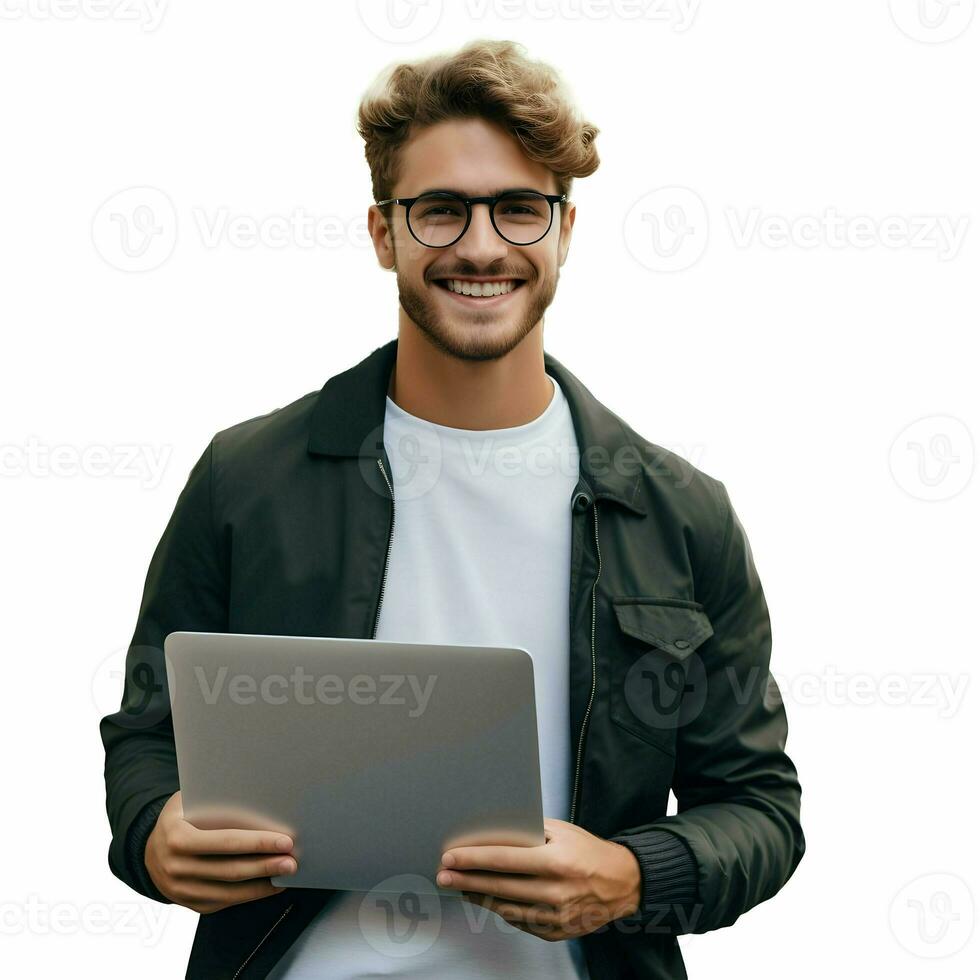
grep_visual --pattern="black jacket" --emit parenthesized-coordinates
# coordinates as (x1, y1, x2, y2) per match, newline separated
(100, 337, 805, 978)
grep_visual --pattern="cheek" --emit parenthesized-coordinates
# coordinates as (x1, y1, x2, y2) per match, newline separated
(528, 252, 556, 283)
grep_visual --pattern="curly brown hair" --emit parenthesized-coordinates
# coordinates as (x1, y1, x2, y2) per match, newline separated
(357, 39, 599, 214)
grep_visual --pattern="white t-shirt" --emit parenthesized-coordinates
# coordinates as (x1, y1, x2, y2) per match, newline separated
(269, 374, 589, 979)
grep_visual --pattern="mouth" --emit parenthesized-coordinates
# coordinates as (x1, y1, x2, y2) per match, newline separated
(431, 277, 528, 306)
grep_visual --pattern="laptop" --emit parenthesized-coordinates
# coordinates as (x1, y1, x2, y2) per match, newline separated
(163, 631, 545, 892)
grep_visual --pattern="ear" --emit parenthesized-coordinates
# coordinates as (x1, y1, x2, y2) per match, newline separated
(557, 202, 576, 267)
(368, 205, 396, 271)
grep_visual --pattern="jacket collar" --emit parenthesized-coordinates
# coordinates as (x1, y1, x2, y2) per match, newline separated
(307, 337, 646, 516)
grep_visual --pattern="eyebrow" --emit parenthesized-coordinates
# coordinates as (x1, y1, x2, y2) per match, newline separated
(415, 186, 550, 198)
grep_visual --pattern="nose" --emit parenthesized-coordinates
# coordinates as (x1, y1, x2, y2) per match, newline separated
(453, 203, 509, 264)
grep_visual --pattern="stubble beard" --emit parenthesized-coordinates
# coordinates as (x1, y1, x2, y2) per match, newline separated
(394, 254, 559, 362)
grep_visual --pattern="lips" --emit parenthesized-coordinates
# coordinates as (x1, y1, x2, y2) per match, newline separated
(433, 282, 527, 307)
(432, 277, 528, 300)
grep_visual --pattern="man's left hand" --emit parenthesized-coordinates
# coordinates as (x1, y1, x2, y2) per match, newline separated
(435, 817, 641, 941)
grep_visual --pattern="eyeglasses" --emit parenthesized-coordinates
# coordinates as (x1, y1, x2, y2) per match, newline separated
(376, 189, 567, 248)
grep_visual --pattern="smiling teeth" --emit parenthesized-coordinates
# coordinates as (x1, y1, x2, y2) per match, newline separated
(445, 279, 519, 297)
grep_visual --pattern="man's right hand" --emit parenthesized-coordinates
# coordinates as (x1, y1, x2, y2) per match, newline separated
(145, 791, 298, 914)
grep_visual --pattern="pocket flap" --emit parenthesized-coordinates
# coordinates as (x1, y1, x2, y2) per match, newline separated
(611, 597, 714, 659)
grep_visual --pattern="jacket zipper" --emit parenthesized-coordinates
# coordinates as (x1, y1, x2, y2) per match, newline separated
(231, 903, 293, 979)
(372, 456, 395, 638)
(372, 456, 601, 822)
(232, 456, 395, 977)
(569, 498, 601, 825)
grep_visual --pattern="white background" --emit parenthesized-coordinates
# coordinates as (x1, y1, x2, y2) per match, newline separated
(1, 1, 977, 976)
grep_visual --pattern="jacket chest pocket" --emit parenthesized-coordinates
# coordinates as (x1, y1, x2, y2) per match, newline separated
(607, 596, 715, 758)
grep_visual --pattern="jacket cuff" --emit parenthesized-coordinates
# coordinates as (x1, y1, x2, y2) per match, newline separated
(609, 828, 700, 933)
(125, 795, 173, 904)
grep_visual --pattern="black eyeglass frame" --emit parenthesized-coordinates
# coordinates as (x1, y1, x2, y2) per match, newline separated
(375, 190, 568, 248)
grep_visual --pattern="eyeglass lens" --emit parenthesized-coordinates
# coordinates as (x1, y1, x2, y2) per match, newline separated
(407, 192, 554, 247)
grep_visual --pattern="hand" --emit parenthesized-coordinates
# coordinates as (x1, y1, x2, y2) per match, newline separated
(144, 791, 298, 914)
(434, 817, 641, 941)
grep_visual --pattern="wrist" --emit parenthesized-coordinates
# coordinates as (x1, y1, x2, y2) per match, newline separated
(609, 840, 642, 919)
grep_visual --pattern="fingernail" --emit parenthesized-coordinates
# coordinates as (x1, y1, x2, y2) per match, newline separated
(276, 837, 292, 851)
(437, 871, 452, 886)
(278, 859, 296, 874)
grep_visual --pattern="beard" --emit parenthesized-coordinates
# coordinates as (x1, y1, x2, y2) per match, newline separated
(393, 252, 559, 362)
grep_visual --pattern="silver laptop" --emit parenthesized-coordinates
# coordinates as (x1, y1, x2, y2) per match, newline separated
(164, 631, 544, 892)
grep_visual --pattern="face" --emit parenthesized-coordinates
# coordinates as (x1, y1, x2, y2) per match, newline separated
(368, 116, 575, 362)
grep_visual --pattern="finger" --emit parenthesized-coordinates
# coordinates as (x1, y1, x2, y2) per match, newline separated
(441, 842, 555, 876)
(171, 825, 294, 856)
(440, 870, 561, 905)
(510, 919, 566, 941)
(168, 853, 297, 883)
(542, 818, 566, 839)
(173, 876, 285, 911)
(464, 894, 560, 927)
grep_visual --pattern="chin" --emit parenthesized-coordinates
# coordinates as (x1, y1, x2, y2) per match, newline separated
(397, 275, 551, 361)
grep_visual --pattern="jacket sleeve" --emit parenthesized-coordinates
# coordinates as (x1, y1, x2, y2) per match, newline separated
(99, 438, 229, 901)
(611, 478, 805, 934)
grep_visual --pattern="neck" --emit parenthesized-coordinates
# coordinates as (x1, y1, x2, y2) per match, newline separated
(388, 322, 553, 430)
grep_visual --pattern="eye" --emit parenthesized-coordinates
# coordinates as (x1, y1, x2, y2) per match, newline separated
(495, 195, 549, 220)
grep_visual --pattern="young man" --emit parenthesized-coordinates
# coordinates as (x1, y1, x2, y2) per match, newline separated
(101, 40, 804, 979)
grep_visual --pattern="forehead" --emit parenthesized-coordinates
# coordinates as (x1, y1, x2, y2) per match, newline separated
(394, 116, 558, 197)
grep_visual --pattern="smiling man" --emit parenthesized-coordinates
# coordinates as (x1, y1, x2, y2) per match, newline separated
(101, 39, 804, 979)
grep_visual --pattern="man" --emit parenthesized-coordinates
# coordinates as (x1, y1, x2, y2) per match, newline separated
(101, 39, 804, 979)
